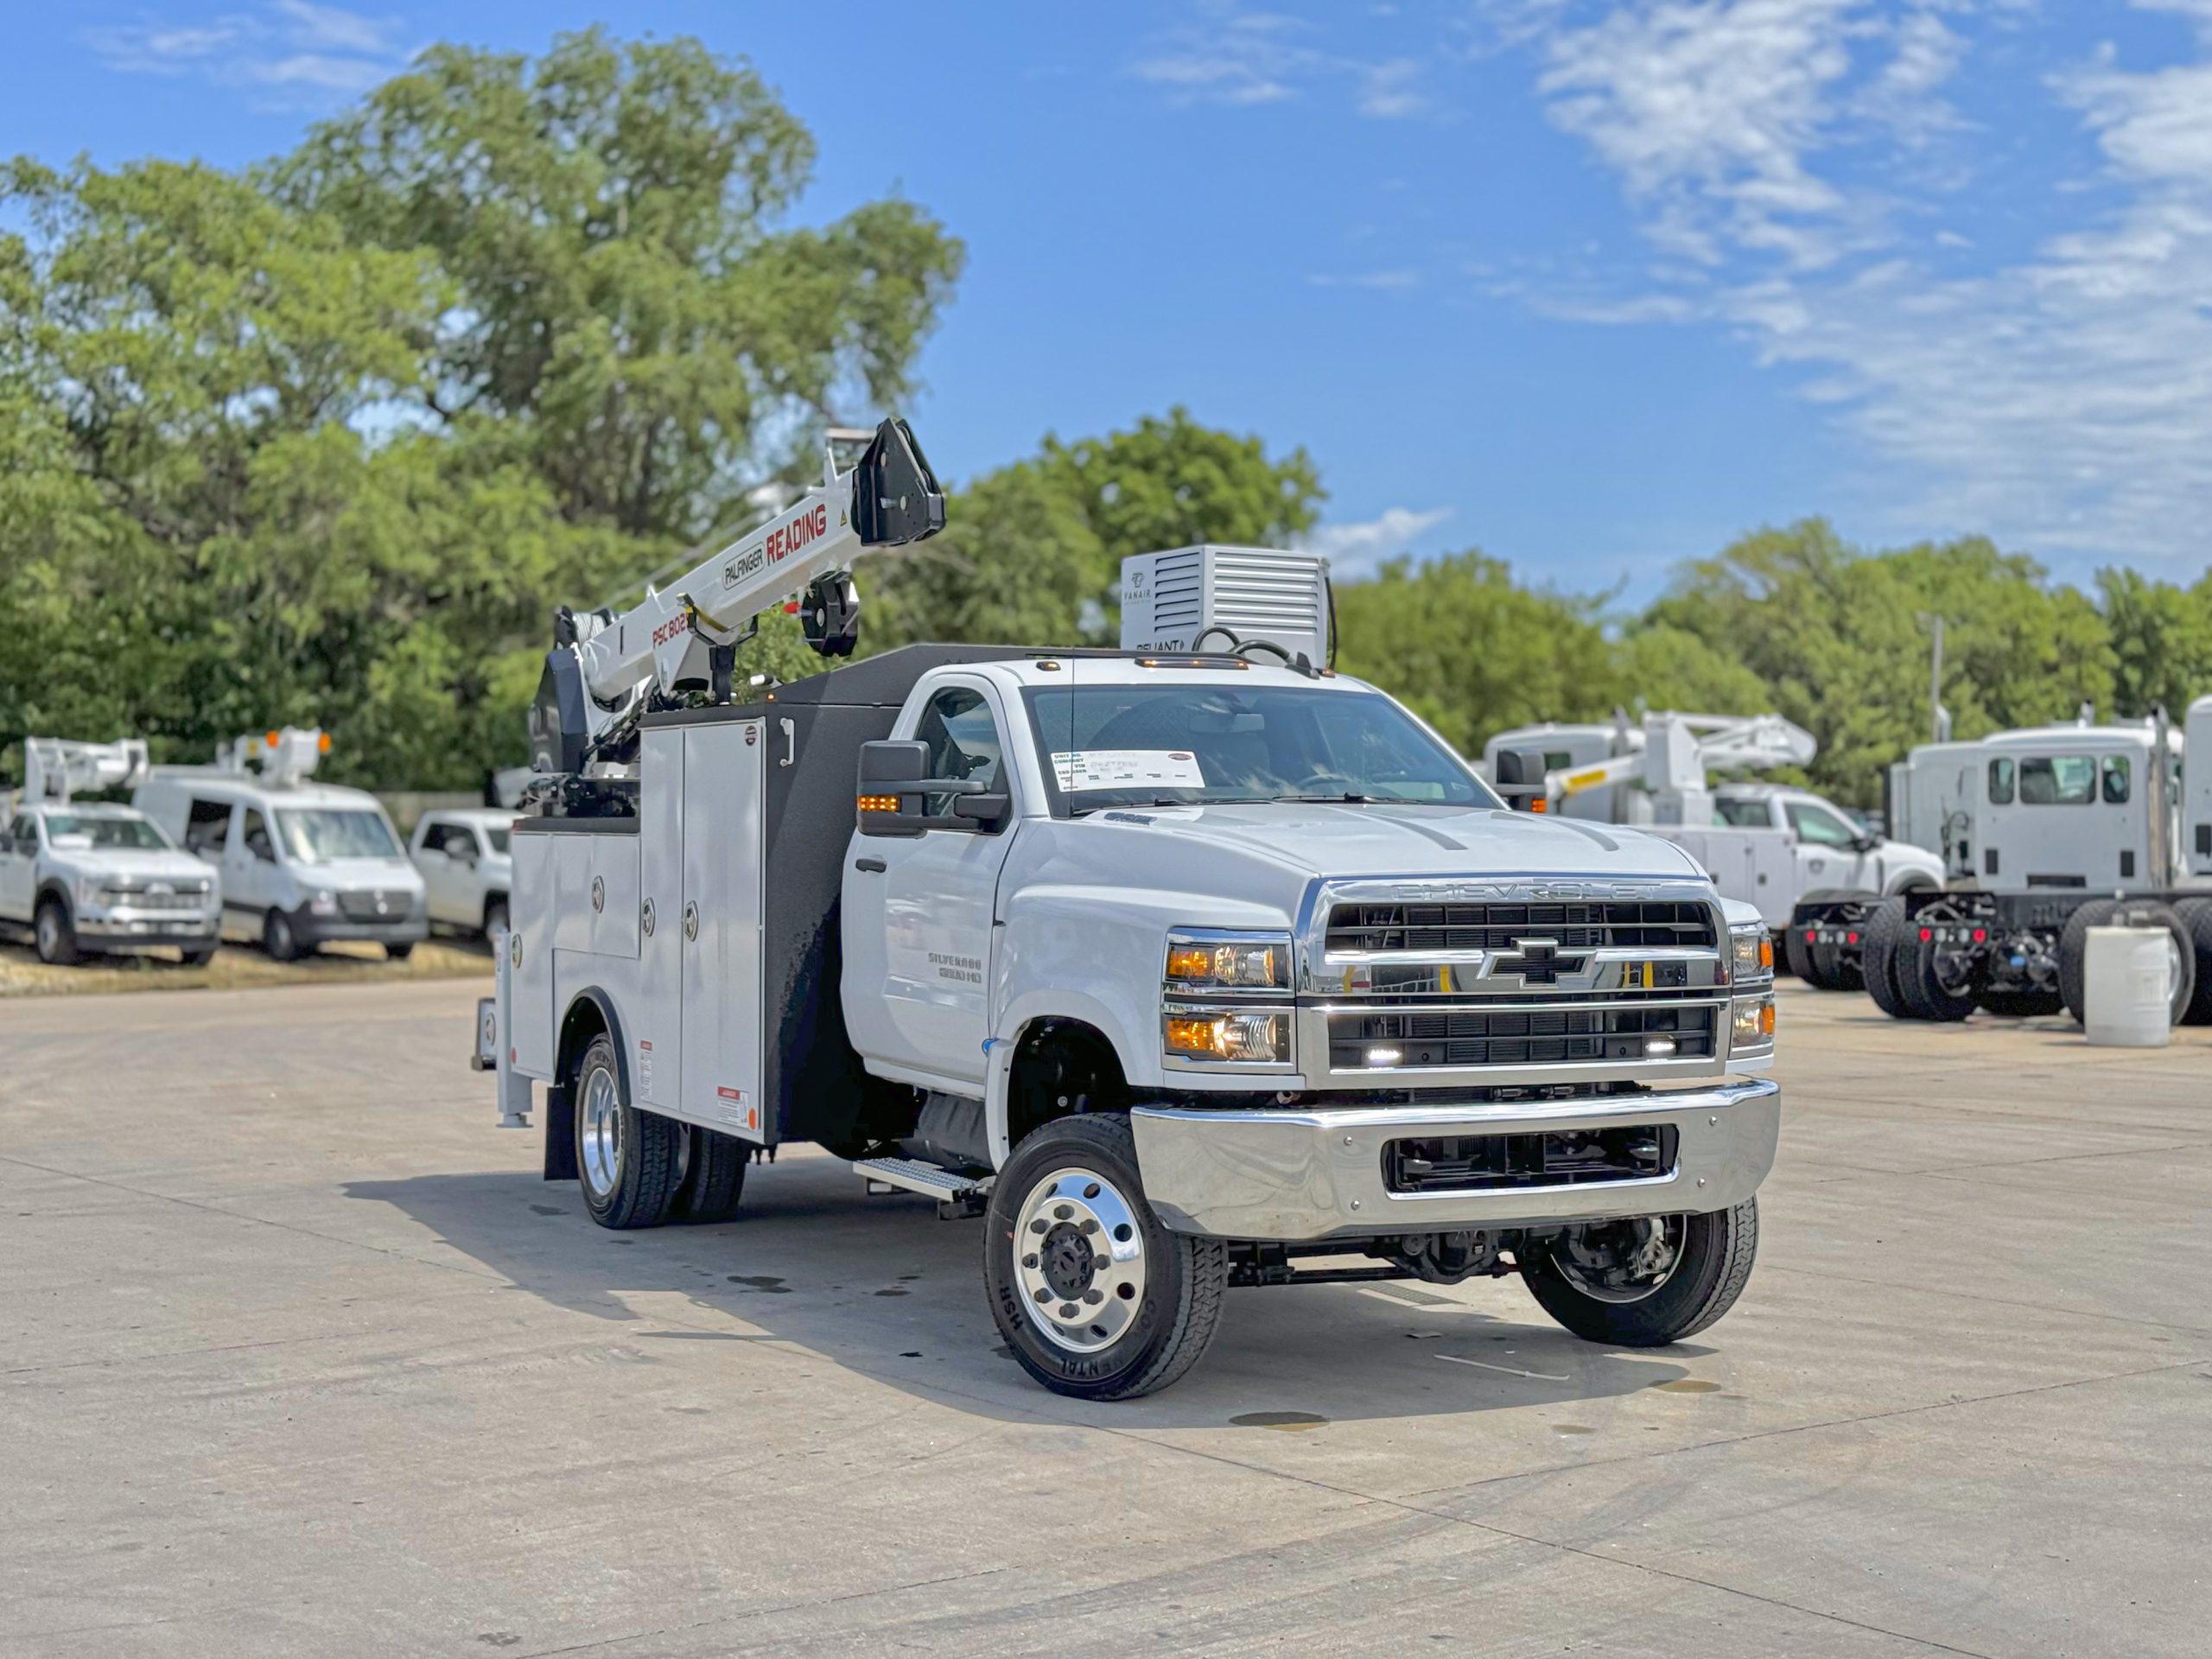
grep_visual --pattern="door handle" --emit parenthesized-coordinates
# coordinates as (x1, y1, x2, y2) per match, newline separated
(779, 717, 797, 768)
(854, 856, 887, 874)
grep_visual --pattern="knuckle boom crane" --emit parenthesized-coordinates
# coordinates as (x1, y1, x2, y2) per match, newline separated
(527, 418, 945, 810)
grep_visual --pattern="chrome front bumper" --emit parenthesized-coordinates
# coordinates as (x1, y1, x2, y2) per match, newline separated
(1129, 1077, 1780, 1242)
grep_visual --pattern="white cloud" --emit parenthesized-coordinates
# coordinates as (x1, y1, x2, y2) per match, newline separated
(1478, 1, 2212, 563)
(1307, 268, 1422, 289)
(1300, 505, 1452, 575)
(1131, 12, 1434, 118)
(84, 2, 404, 104)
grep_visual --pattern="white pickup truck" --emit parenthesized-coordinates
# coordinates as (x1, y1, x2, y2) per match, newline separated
(0, 800, 221, 965)
(491, 645, 1783, 1399)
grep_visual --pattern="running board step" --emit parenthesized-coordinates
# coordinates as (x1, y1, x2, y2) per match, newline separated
(852, 1156, 992, 1217)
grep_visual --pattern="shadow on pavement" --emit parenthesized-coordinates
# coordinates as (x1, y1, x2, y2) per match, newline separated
(346, 1149, 1704, 1430)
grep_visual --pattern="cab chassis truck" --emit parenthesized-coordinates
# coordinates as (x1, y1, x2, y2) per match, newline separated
(478, 419, 1783, 1400)
(1847, 703, 2212, 1026)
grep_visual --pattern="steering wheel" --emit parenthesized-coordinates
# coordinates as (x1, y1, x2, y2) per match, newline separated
(1292, 768, 1363, 796)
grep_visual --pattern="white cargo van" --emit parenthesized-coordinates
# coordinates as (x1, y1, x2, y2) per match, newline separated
(135, 730, 426, 962)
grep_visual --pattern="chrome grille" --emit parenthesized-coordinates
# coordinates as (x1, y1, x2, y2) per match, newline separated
(340, 890, 411, 922)
(1328, 1003, 1718, 1071)
(98, 885, 210, 910)
(1325, 899, 1716, 956)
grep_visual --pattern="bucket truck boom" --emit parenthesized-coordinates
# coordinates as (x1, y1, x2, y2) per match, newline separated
(22, 738, 151, 804)
(528, 418, 945, 786)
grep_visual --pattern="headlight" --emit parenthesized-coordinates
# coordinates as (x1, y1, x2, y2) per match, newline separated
(1732, 994, 1777, 1051)
(1164, 933, 1290, 992)
(76, 876, 104, 907)
(1730, 925, 1774, 984)
(308, 889, 339, 916)
(1163, 1010, 1290, 1064)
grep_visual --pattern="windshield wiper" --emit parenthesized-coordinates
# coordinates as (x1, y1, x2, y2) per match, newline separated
(1275, 793, 1383, 804)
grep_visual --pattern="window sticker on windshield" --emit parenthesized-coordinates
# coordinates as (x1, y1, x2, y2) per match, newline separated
(1052, 750, 1206, 791)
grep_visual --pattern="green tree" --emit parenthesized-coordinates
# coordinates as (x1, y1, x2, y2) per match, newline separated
(274, 29, 963, 541)
(2098, 567, 2212, 720)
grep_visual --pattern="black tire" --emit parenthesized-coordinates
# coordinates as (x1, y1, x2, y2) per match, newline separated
(264, 908, 304, 962)
(1894, 924, 1976, 1022)
(1522, 1199, 1759, 1346)
(572, 1033, 678, 1230)
(483, 898, 509, 940)
(1860, 897, 1913, 1018)
(2057, 899, 2122, 1025)
(34, 896, 80, 966)
(385, 942, 415, 963)
(984, 1113, 1229, 1401)
(1973, 986, 2064, 1019)
(2179, 899, 2212, 1027)
(671, 1126, 748, 1223)
(1782, 921, 1821, 985)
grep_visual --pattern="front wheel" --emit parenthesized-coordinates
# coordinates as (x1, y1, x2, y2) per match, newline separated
(984, 1113, 1229, 1401)
(1522, 1200, 1759, 1346)
(34, 898, 80, 966)
(264, 908, 304, 962)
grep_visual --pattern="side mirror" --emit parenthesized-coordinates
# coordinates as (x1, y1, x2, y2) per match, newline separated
(857, 740, 992, 836)
(1491, 748, 1552, 813)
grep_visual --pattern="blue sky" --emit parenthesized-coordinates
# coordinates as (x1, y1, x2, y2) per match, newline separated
(8, 2, 2212, 600)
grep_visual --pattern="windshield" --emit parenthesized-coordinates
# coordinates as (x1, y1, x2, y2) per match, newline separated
(1022, 683, 1497, 813)
(276, 808, 402, 863)
(44, 813, 172, 851)
(485, 826, 511, 855)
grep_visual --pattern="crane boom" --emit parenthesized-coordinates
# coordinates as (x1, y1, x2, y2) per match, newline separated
(528, 417, 945, 779)
(1548, 711, 1816, 806)
(22, 737, 150, 804)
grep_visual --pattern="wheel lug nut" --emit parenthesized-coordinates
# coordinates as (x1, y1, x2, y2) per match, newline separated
(1084, 1289, 1103, 1305)
(1029, 1218, 1047, 1235)
(1058, 1303, 1078, 1319)
(1052, 1205, 1072, 1221)
(1022, 1254, 1039, 1269)
(1078, 1218, 1097, 1235)
(1032, 1287, 1050, 1303)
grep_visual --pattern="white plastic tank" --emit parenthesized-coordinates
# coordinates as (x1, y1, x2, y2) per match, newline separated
(2082, 926, 2171, 1047)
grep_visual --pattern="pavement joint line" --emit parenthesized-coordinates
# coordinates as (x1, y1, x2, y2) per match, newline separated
(1760, 1262, 2212, 1339)
(1, 1325, 425, 1380)
(1798, 1139, 2209, 1185)
(512, 1564, 1013, 1658)
(0, 1152, 510, 1288)
(1383, 1352, 2212, 1509)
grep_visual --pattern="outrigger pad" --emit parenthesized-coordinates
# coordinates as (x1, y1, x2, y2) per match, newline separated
(855, 416, 947, 546)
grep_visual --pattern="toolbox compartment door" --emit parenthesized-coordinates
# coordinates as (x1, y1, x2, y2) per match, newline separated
(680, 720, 766, 1141)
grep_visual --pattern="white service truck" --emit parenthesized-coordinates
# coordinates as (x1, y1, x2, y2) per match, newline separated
(477, 421, 1783, 1400)
(1481, 714, 1944, 990)
(136, 728, 427, 962)
(1, 739, 220, 964)
(1856, 702, 2212, 1025)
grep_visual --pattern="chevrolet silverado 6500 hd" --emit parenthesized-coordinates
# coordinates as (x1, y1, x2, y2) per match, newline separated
(479, 423, 1782, 1399)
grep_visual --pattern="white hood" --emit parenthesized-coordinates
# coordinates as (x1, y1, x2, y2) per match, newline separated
(1109, 801, 1708, 883)
(45, 847, 215, 887)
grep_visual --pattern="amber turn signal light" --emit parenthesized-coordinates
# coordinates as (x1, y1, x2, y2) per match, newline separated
(856, 794, 900, 813)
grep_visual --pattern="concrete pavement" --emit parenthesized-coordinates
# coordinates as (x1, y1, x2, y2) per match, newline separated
(3, 979, 2208, 1656)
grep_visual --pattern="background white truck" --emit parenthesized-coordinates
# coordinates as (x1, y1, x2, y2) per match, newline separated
(137, 728, 427, 962)
(479, 423, 1783, 1401)
(1855, 701, 2212, 1025)
(2, 738, 219, 964)
(409, 806, 517, 939)
(1481, 713, 1944, 989)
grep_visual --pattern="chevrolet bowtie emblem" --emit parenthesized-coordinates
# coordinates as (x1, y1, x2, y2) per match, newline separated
(1489, 938, 1588, 985)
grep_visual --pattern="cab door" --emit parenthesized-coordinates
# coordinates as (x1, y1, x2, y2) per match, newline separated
(1785, 798, 1870, 890)
(0, 814, 35, 920)
(226, 805, 281, 922)
(851, 680, 1018, 1088)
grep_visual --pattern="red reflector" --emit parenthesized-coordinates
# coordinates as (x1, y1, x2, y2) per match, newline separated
(508, 1047, 516, 1063)
(1846, 931, 1859, 944)
(1804, 931, 1815, 942)
(1972, 928, 1986, 943)
(1918, 928, 1932, 942)
(782, 600, 800, 613)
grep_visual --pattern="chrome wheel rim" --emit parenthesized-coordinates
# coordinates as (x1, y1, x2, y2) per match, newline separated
(2169, 935, 2187, 1014)
(1013, 1165, 1147, 1354)
(579, 1063, 623, 1198)
(1550, 1216, 1687, 1304)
